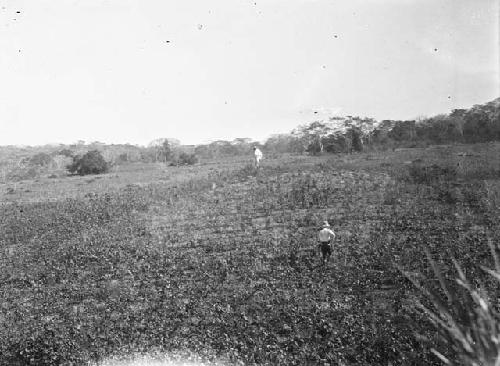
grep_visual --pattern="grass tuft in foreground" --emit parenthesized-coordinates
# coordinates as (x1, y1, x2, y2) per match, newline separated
(402, 241, 500, 366)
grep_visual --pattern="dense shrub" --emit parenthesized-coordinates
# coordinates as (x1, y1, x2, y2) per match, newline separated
(67, 150, 109, 176)
(178, 152, 198, 165)
(28, 153, 53, 167)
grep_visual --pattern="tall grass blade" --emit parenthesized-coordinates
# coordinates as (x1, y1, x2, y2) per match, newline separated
(425, 248, 454, 304)
(488, 238, 500, 274)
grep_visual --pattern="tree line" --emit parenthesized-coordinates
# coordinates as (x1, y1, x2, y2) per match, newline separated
(1, 98, 498, 179)
(193, 97, 500, 157)
(263, 98, 500, 155)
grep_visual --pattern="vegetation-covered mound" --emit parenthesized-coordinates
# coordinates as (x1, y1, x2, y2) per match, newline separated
(0, 148, 499, 365)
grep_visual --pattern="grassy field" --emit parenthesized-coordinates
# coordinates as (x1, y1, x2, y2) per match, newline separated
(1, 143, 500, 365)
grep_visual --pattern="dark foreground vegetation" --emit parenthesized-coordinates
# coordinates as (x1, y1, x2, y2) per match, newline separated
(1, 143, 499, 365)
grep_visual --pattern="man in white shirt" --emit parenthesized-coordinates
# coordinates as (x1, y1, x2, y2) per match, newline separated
(318, 221, 335, 264)
(253, 146, 263, 168)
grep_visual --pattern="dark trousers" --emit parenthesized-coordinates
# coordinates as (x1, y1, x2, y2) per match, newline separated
(319, 241, 332, 261)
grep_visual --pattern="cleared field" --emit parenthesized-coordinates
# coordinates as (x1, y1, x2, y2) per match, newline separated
(1, 145, 499, 365)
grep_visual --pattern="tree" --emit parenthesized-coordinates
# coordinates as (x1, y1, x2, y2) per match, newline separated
(306, 138, 323, 155)
(350, 128, 363, 152)
(264, 134, 304, 154)
(287, 137, 306, 154)
(148, 138, 178, 162)
(463, 103, 500, 143)
(55, 149, 74, 158)
(52, 155, 73, 170)
(159, 140, 172, 163)
(322, 133, 348, 153)
(67, 150, 109, 176)
(231, 138, 254, 155)
(204, 141, 238, 158)
(388, 121, 416, 141)
(194, 144, 213, 160)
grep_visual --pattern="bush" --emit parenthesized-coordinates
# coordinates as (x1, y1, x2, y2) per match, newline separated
(178, 152, 198, 165)
(67, 150, 109, 176)
(29, 153, 53, 167)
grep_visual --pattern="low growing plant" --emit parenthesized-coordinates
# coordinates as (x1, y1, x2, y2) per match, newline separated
(401, 242, 500, 366)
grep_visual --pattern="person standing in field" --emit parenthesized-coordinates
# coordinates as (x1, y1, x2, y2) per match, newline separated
(318, 221, 335, 264)
(253, 146, 263, 168)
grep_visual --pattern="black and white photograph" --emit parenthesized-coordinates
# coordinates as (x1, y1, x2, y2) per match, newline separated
(0, 0, 499, 365)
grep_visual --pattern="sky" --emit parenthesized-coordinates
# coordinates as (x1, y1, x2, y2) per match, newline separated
(0, 0, 498, 146)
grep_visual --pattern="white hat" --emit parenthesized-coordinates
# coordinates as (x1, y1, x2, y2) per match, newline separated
(322, 221, 330, 227)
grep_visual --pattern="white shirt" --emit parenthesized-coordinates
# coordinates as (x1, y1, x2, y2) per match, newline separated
(319, 227, 335, 242)
(254, 148, 263, 160)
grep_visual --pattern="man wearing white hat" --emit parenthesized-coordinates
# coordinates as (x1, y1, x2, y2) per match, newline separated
(318, 221, 336, 264)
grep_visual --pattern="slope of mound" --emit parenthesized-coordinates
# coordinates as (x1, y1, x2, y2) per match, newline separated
(0, 152, 498, 365)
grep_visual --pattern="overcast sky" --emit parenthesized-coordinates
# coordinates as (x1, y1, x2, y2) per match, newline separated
(0, 0, 498, 146)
